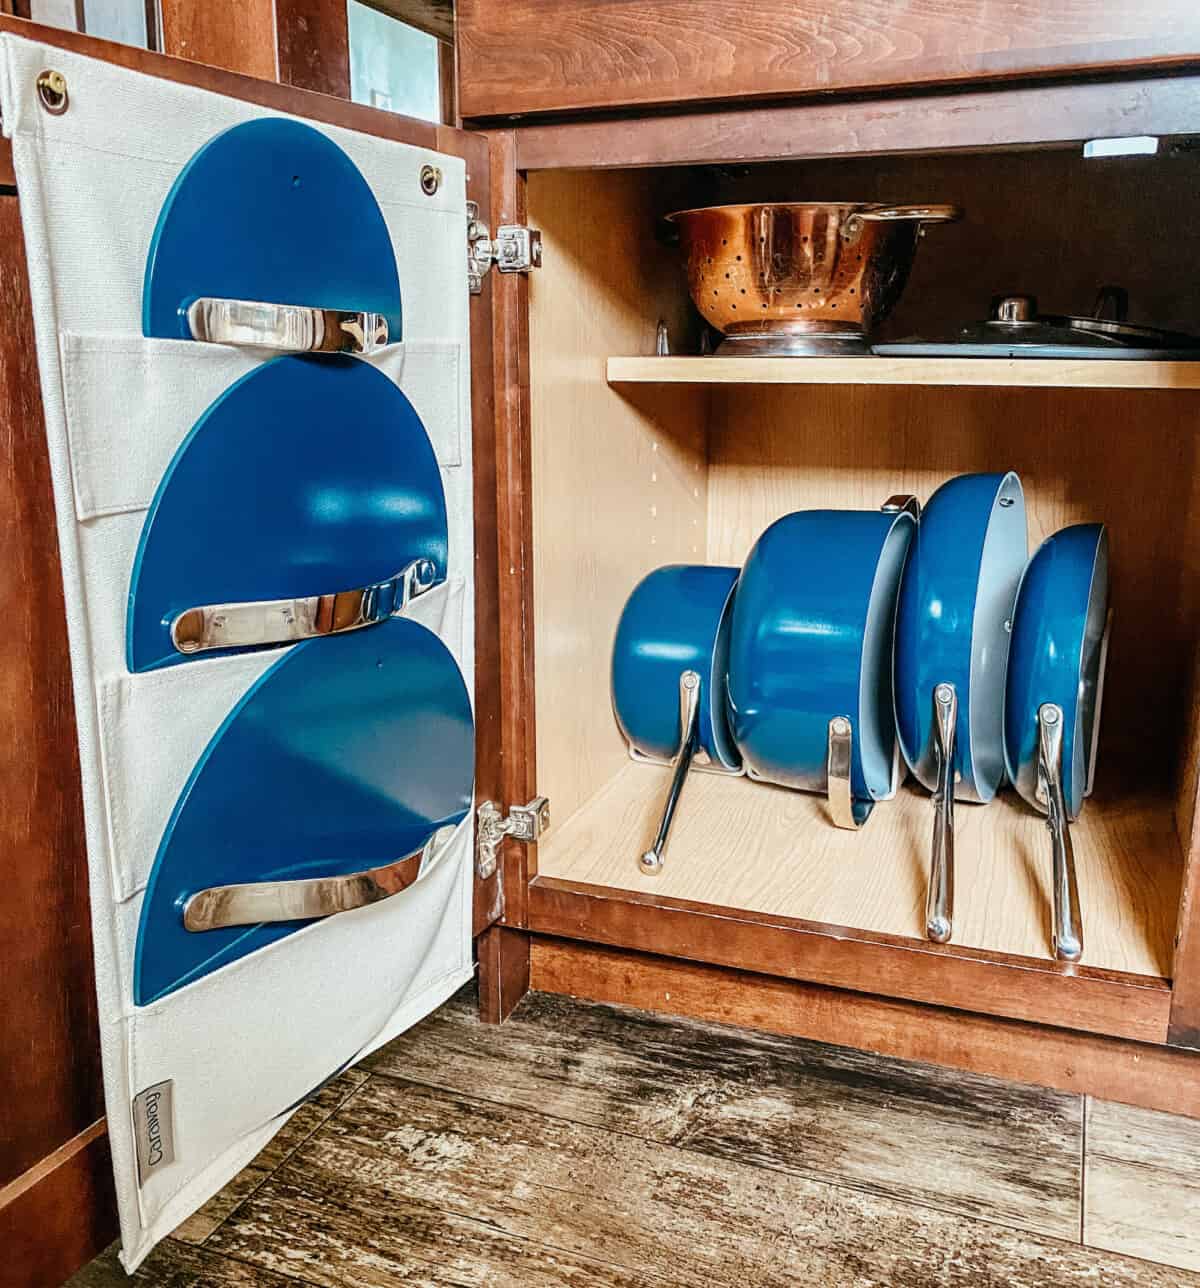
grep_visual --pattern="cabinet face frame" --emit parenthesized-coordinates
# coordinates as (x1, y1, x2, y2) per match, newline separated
(477, 77, 1200, 1052)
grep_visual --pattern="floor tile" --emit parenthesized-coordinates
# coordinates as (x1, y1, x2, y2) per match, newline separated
(1085, 1096, 1200, 1272)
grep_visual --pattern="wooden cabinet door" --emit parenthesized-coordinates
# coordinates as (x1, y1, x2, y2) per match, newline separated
(0, 15, 510, 1276)
(457, 0, 1200, 120)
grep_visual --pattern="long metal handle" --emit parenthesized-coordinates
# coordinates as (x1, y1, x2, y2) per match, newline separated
(1038, 703, 1084, 963)
(639, 671, 701, 875)
(171, 558, 437, 655)
(186, 298, 390, 355)
(182, 824, 457, 931)
(927, 683, 957, 944)
(855, 204, 961, 224)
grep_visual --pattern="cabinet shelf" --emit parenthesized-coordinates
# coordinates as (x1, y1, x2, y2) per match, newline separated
(606, 356, 1200, 391)
(536, 763, 1182, 989)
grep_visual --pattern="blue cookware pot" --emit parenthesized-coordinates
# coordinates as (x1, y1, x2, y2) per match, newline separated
(1004, 523, 1110, 962)
(895, 471, 1027, 801)
(894, 471, 1027, 943)
(727, 507, 916, 828)
(611, 564, 740, 874)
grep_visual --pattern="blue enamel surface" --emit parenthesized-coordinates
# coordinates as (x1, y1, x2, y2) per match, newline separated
(1005, 524, 1109, 819)
(144, 118, 402, 340)
(727, 510, 915, 808)
(127, 354, 447, 672)
(133, 617, 474, 1005)
(611, 565, 740, 770)
(895, 473, 1026, 802)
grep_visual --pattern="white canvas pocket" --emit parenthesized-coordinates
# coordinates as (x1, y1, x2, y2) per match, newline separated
(60, 333, 464, 522)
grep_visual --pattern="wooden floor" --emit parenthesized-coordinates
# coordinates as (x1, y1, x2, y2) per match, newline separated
(70, 983, 1200, 1287)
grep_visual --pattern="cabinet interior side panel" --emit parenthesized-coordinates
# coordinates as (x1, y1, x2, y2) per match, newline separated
(528, 170, 708, 830)
(706, 383, 1200, 794)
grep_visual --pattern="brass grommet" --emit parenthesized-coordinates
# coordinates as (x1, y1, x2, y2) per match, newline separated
(36, 69, 69, 115)
(419, 164, 442, 196)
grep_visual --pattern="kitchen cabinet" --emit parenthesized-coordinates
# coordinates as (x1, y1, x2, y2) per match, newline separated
(2, 7, 1200, 1282)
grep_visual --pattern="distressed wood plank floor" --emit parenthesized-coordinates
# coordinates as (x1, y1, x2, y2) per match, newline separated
(71, 985, 1199, 1287)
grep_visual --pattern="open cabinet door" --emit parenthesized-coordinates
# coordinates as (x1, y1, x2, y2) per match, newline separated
(0, 24, 503, 1271)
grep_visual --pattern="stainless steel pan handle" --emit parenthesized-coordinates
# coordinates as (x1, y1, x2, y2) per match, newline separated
(186, 297, 390, 355)
(927, 683, 957, 944)
(182, 823, 458, 931)
(1038, 703, 1084, 963)
(171, 557, 437, 656)
(639, 671, 701, 875)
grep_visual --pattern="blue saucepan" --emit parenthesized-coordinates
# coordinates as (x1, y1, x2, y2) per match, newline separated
(612, 564, 741, 874)
(727, 507, 916, 829)
(1004, 523, 1110, 962)
(894, 471, 1027, 942)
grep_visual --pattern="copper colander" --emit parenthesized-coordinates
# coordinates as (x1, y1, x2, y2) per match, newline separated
(668, 202, 960, 356)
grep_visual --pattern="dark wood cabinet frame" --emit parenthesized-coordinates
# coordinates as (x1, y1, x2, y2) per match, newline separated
(2, 7, 1200, 1282)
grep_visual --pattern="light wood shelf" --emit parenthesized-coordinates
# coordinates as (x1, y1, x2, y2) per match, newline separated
(606, 356, 1200, 391)
(537, 762, 1183, 979)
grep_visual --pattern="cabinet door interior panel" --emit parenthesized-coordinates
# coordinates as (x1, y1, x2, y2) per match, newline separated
(457, 0, 1200, 120)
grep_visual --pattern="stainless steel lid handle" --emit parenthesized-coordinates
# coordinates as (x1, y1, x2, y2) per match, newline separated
(1038, 703, 1084, 963)
(170, 557, 438, 655)
(182, 823, 458, 931)
(927, 683, 957, 944)
(639, 671, 701, 875)
(827, 716, 871, 829)
(186, 297, 389, 355)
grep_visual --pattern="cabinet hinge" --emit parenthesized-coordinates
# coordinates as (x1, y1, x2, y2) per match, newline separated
(476, 796, 550, 879)
(467, 201, 543, 295)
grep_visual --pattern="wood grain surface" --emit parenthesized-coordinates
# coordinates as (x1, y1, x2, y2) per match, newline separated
(530, 939, 1200, 1118)
(457, 0, 1200, 120)
(528, 169, 709, 832)
(67, 983, 1200, 1285)
(0, 200, 103, 1192)
(1084, 1098, 1200, 1271)
(538, 765, 1180, 979)
(609, 356, 1200, 390)
(159, 0, 279, 78)
(512, 73, 1200, 172)
(366, 988, 1084, 1238)
(276, 0, 351, 97)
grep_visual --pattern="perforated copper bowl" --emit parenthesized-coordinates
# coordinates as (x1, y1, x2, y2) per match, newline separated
(667, 202, 960, 356)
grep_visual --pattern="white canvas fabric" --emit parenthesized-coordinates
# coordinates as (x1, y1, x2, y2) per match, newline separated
(0, 34, 477, 1270)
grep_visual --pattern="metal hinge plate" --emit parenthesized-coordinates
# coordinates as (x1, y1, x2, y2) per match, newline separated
(467, 201, 543, 295)
(476, 796, 550, 879)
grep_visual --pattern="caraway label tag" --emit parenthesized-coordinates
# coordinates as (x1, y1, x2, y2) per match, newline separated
(132, 1080, 176, 1185)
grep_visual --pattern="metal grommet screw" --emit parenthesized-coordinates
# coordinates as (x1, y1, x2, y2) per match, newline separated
(36, 69, 69, 115)
(419, 164, 442, 196)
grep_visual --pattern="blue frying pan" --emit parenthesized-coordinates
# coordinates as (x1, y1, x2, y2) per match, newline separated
(1004, 524, 1110, 962)
(144, 118, 402, 342)
(612, 565, 740, 873)
(727, 508, 915, 829)
(133, 617, 474, 1005)
(894, 472, 1026, 942)
(127, 354, 447, 672)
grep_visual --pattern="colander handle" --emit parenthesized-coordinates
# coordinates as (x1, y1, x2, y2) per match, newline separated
(854, 204, 961, 224)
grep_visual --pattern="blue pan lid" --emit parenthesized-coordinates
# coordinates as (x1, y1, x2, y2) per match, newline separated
(1005, 524, 1109, 819)
(133, 617, 474, 1005)
(144, 118, 402, 341)
(127, 354, 447, 672)
(895, 472, 1026, 802)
